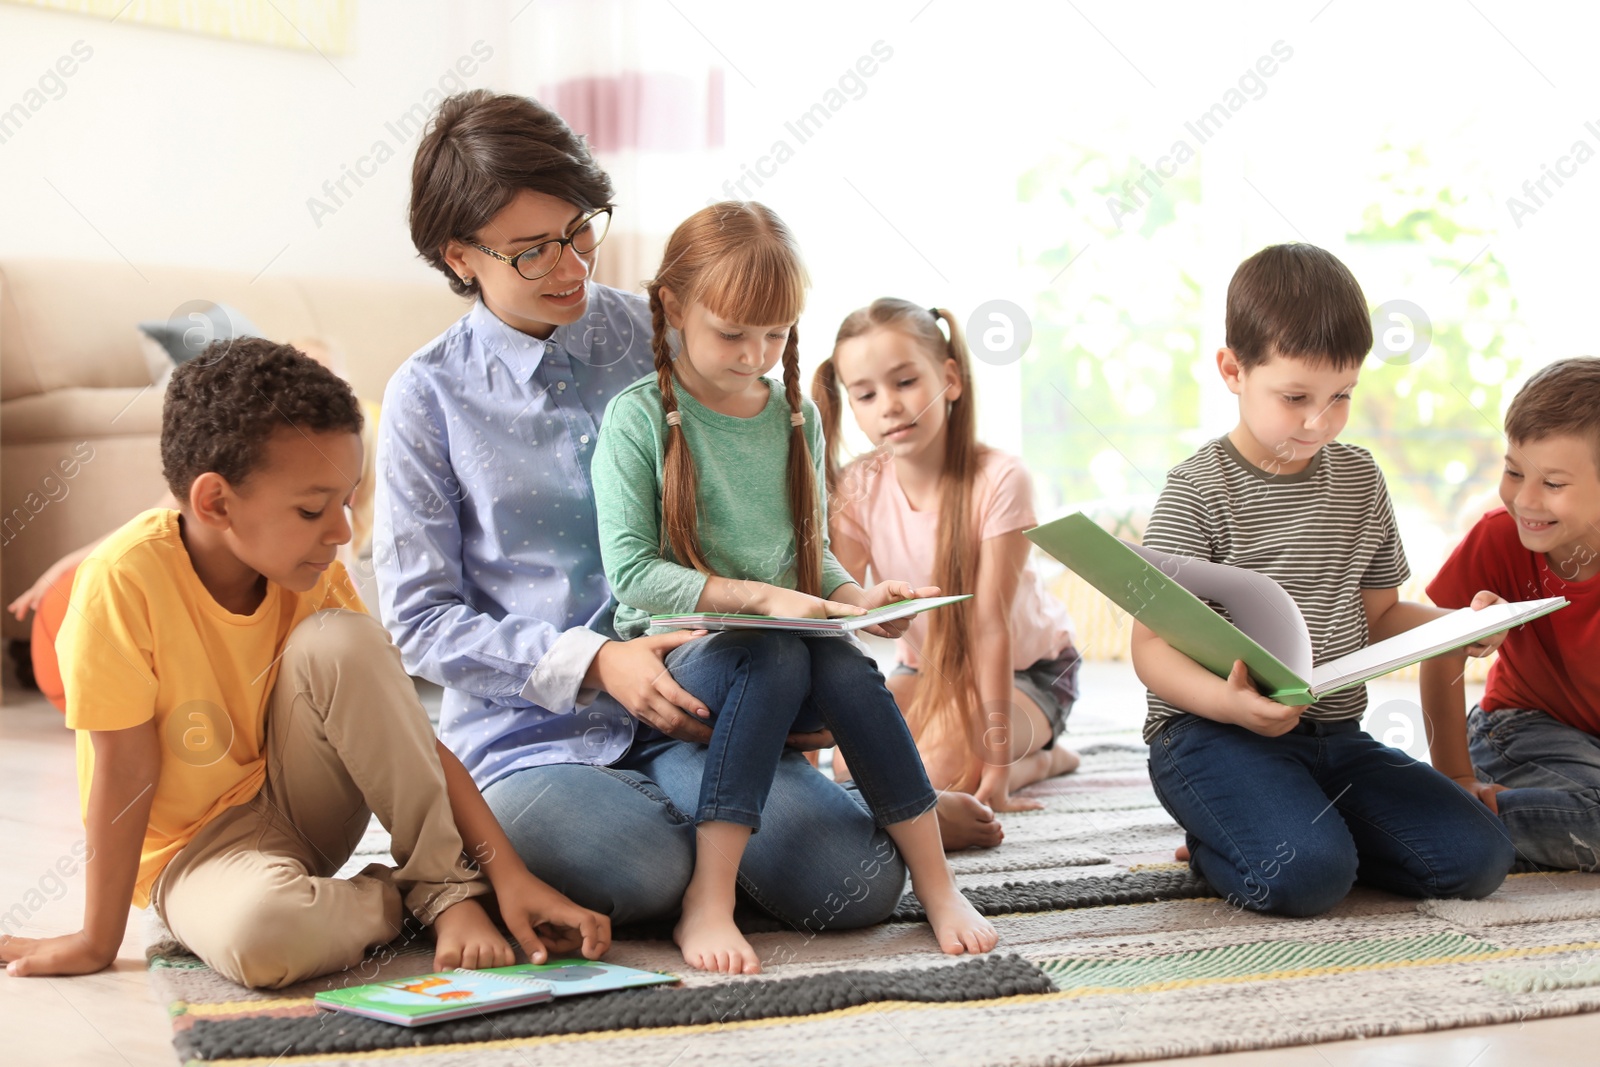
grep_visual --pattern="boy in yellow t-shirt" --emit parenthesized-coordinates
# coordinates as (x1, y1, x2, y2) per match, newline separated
(0, 339, 608, 989)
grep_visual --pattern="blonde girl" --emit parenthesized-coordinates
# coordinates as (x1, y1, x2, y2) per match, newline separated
(814, 299, 1081, 813)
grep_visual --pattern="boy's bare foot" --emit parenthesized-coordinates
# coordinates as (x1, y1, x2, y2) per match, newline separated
(936, 791, 1004, 851)
(916, 881, 998, 956)
(432, 897, 514, 971)
(1175, 843, 1191, 862)
(674, 882, 761, 975)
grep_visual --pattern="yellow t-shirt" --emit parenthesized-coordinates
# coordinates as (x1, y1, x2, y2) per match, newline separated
(58, 509, 365, 907)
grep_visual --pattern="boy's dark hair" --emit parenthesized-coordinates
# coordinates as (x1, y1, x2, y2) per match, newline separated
(410, 90, 614, 299)
(161, 338, 363, 499)
(1226, 243, 1373, 371)
(1505, 356, 1600, 467)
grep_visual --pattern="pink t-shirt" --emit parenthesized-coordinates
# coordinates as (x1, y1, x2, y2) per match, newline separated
(832, 448, 1075, 671)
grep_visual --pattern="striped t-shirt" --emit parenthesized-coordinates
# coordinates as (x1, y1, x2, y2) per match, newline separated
(1141, 436, 1410, 741)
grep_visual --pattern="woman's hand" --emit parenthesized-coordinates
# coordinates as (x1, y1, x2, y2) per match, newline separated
(586, 632, 714, 743)
(489, 870, 611, 962)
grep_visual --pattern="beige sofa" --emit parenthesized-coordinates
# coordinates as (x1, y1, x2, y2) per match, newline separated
(0, 258, 470, 641)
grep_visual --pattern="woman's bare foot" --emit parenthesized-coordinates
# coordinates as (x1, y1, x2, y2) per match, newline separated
(432, 897, 513, 971)
(917, 881, 998, 956)
(936, 791, 1004, 851)
(674, 881, 761, 975)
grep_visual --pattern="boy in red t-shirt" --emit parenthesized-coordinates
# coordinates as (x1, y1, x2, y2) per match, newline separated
(1423, 357, 1600, 870)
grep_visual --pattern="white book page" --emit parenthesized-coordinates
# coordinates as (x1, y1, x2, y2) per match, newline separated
(1311, 597, 1568, 694)
(1126, 541, 1315, 680)
(836, 594, 970, 630)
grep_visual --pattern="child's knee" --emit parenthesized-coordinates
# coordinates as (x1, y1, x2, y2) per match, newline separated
(283, 608, 387, 665)
(1436, 829, 1515, 899)
(202, 880, 330, 988)
(1239, 849, 1357, 917)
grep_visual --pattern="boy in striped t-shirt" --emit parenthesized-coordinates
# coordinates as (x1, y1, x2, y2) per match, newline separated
(1132, 244, 1515, 917)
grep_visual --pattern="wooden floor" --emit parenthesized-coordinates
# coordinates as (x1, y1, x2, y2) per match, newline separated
(4, 665, 1599, 1066)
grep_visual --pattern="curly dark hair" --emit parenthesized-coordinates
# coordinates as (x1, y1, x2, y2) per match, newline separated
(409, 90, 614, 298)
(161, 337, 364, 499)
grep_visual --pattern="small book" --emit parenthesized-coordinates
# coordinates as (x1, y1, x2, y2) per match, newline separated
(652, 594, 972, 636)
(312, 968, 555, 1027)
(313, 960, 678, 1027)
(1026, 512, 1568, 705)
(478, 958, 680, 995)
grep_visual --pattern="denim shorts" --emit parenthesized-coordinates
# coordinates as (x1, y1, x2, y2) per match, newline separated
(891, 645, 1080, 749)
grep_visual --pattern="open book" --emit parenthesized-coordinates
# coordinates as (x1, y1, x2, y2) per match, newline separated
(1026, 512, 1568, 705)
(313, 960, 677, 1027)
(652, 594, 971, 636)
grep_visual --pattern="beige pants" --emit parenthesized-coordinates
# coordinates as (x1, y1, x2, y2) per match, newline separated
(150, 610, 489, 989)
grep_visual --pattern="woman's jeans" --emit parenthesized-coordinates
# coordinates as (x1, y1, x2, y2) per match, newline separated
(1469, 704, 1600, 871)
(1149, 714, 1514, 916)
(482, 632, 926, 930)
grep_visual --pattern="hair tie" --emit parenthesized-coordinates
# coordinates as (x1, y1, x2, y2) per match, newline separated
(790, 411, 805, 427)
(665, 410, 682, 427)
(928, 306, 941, 319)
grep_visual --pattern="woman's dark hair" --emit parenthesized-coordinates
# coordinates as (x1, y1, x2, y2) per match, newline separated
(409, 90, 614, 298)
(161, 338, 363, 498)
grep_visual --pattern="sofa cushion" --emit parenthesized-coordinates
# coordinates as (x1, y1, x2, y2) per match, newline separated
(1, 385, 163, 443)
(137, 301, 262, 380)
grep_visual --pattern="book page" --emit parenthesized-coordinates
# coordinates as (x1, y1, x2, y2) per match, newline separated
(1311, 597, 1569, 695)
(652, 595, 970, 633)
(1125, 541, 1314, 680)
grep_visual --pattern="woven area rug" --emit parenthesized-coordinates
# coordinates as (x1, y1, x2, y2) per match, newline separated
(145, 705, 1600, 1065)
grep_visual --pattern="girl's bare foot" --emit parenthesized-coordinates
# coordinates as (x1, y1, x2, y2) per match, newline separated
(432, 897, 514, 971)
(674, 882, 761, 975)
(936, 791, 1004, 850)
(917, 881, 998, 956)
(1045, 745, 1080, 776)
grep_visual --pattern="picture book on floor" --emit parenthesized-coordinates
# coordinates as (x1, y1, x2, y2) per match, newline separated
(1026, 512, 1567, 705)
(313, 960, 678, 1027)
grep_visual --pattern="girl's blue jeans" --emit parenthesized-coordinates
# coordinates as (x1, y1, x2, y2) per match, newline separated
(662, 630, 937, 832)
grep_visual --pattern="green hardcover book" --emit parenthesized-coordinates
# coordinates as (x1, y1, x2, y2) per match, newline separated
(312, 960, 681, 1027)
(652, 594, 971, 636)
(1026, 512, 1568, 705)
(312, 968, 554, 1026)
(478, 959, 679, 995)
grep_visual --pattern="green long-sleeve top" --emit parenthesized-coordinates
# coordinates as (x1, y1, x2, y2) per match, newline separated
(592, 374, 855, 639)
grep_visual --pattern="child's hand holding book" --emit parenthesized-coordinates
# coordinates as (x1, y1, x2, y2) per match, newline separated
(830, 580, 944, 638)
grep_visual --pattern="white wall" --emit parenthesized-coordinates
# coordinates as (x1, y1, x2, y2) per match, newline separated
(3, 0, 1597, 471)
(0, 0, 511, 287)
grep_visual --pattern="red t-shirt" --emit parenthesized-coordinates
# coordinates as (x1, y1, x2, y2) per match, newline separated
(1427, 508, 1600, 734)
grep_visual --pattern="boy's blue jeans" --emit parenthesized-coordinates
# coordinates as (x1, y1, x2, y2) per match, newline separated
(1149, 714, 1514, 916)
(1469, 705, 1600, 871)
(661, 630, 937, 832)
